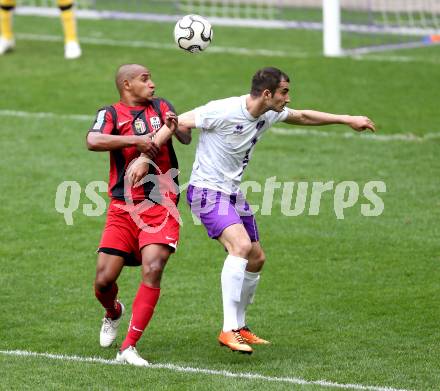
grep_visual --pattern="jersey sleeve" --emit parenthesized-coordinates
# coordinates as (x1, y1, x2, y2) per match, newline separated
(193, 100, 224, 131)
(266, 107, 289, 124)
(88, 107, 116, 134)
(159, 98, 176, 115)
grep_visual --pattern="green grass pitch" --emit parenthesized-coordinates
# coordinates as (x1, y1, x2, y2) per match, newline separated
(0, 14, 440, 391)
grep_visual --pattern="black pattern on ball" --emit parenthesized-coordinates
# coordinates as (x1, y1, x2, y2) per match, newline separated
(174, 14, 213, 53)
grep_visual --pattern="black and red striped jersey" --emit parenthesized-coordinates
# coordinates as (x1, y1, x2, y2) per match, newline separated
(88, 98, 179, 204)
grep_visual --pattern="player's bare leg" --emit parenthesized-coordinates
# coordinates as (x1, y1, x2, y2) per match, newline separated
(217, 224, 253, 354)
(94, 253, 125, 347)
(237, 242, 270, 345)
(117, 244, 171, 366)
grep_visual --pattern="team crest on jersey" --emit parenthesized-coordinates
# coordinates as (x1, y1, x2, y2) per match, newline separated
(149, 116, 161, 131)
(233, 124, 244, 135)
(134, 118, 147, 135)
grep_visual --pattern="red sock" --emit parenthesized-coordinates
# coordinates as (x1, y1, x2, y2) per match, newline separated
(120, 283, 160, 351)
(94, 283, 121, 320)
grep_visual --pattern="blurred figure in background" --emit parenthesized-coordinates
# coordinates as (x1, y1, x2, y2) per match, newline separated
(0, 0, 81, 58)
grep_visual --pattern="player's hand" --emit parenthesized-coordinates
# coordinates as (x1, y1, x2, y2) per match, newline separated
(165, 111, 178, 133)
(136, 136, 160, 158)
(126, 158, 149, 187)
(348, 116, 376, 132)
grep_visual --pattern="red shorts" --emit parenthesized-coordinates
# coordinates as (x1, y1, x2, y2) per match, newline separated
(99, 199, 180, 265)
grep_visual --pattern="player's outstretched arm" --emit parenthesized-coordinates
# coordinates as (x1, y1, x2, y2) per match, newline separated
(283, 108, 376, 132)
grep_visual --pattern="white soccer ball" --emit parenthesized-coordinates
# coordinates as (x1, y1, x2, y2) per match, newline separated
(174, 14, 213, 53)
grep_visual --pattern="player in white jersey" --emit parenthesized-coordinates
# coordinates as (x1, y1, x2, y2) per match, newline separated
(128, 67, 375, 354)
(189, 94, 288, 194)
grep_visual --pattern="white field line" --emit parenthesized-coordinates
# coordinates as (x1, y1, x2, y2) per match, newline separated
(0, 109, 93, 122)
(271, 127, 440, 142)
(1, 109, 438, 143)
(16, 32, 312, 58)
(351, 54, 440, 64)
(0, 349, 413, 391)
(15, 33, 440, 64)
(15, 6, 440, 37)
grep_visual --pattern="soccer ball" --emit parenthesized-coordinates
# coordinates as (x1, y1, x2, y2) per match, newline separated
(174, 14, 213, 53)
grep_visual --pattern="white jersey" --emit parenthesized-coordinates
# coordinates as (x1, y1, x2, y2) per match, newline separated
(190, 94, 289, 194)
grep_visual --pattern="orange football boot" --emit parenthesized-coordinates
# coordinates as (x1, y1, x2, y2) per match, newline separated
(218, 330, 253, 354)
(239, 326, 270, 345)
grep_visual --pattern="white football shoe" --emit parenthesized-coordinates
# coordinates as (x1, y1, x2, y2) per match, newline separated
(116, 346, 149, 367)
(0, 37, 15, 55)
(99, 301, 125, 347)
(64, 41, 81, 59)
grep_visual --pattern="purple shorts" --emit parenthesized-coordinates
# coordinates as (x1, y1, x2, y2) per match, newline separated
(186, 185, 259, 242)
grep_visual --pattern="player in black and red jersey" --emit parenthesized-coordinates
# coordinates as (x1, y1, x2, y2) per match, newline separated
(87, 63, 191, 366)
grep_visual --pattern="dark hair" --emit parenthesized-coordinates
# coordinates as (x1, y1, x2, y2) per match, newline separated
(250, 67, 290, 97)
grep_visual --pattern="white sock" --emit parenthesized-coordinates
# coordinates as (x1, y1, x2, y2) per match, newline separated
(221, 255, 248, 332)
(237, 271, 260, 329)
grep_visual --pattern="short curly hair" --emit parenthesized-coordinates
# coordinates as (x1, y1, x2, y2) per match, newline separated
(250, 67, 290, 97)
